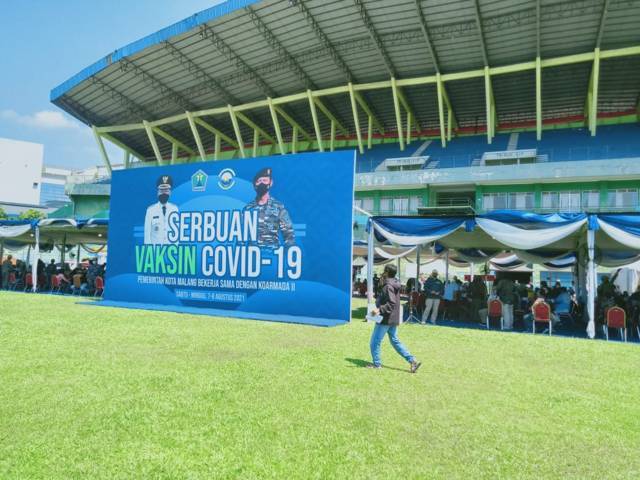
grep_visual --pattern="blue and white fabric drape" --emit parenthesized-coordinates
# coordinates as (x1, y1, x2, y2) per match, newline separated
(476, 212, 587, 250)
(371, 216, 466, 246)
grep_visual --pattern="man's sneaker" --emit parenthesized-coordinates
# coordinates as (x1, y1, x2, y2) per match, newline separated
(410, 361, 422, 373)
(366, 363, 382, 369)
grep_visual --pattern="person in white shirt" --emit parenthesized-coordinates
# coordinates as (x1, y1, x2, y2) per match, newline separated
(144, 175, 179, 245)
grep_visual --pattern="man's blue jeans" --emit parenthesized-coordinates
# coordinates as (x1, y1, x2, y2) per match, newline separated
(370, 323, 415, 367)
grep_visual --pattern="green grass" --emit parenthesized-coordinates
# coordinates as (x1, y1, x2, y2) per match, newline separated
(1, 292, 639, 479)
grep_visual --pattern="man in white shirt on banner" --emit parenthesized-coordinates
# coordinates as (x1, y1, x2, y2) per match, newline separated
(144, 175, 179, 245)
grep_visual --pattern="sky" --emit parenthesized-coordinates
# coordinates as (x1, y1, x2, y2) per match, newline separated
(0, 0, 224, 171)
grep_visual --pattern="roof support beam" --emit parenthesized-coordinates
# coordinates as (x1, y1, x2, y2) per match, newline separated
(484, 67, 495, 144)
(273, 106, 314, 143)
(267, 98, 286, 155)
(355, 92, 384, 134)
(214, 134, 221, 161)
(414, 0, 456, 133)
(330, 120, 336, 152)
(396, 88, 421, 132)
(186, 111, 207, 161)
(536, 56, 542, 141)
(151, 127, 196, 157)
(171, 144, 178, 165)
(143, 121, 164, 165)
(436, 73, 446, 147)
(312, 96, 349, 136)
(587, 48, 601, 136)
(391, 77, 405, 151)
(348, 83, 364, 154)
(235, 111, 276, 145)
(292, 126, 298, 154)
(406, 113, 412, 145)
(307, 90, 324, 152)
(92, 126, 113, 175)
(367, 116, 373, 150)
(99, 132, 146, 163)
(193, 118, 238, 149)
(227, 105, 245, 159)
(252, 129, 260, 158)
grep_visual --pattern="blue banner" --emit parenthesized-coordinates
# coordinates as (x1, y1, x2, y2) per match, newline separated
(104, 151, 355, 326)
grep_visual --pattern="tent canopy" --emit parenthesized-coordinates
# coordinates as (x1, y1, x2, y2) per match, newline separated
(0, 218, 108, 247)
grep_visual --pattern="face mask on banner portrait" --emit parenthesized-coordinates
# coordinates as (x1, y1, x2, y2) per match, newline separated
(255, 183, 270, 197)
(158, 193, 170, 204)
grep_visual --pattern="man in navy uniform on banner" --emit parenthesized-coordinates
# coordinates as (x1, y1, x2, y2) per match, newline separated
(245, 167, 295, 248)
(144, 175, 179, 244)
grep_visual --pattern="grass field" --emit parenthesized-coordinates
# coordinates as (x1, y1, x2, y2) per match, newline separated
(1, 291, 639, 479)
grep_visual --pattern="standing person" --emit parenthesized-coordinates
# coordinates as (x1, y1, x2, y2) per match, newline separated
(422, 269, 444, 324)
(496, 277, 518, 330)
(1, 254, 13, 289)
(45, 259, 57, 289)
(368, 264, 421, 373)
(469, 275, 488, 324)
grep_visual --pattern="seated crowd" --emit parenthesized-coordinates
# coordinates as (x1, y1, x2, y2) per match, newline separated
(0, 254, 106, 295)
(354, 267, 639, 336)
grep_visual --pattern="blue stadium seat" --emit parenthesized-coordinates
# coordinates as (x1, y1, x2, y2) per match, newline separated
(355, 123, 640, 172)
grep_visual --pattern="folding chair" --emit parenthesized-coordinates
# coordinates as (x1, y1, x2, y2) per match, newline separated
(7, 272, 17, 291)
(23, 273, 34, 292)
(605, 306, 627, 342)
(532, 301, 552, 335)
(486, 299, 503, 330)
(94, 276, 104, 298)
(50, 275, 61, 294)
(72, 274, 83, 296)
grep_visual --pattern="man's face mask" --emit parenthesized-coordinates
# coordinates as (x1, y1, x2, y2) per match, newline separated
(158, 188, 170, 204)
(254, 182, 270, 197)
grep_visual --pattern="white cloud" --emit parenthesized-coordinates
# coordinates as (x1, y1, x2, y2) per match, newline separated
(0, 109, 81, 130)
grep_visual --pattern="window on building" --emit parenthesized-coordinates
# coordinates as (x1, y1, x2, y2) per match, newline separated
(558, 191, 581, 212)
(392, 197, 409, 215)
(582, 190, 600, 209)
(379, 198, 392, 214)
(508, 192, 534, 210)
(483, 193, 507, 210)
(542, 192, 558, 210)
(409, 196, 422, 213)
(362, 198, 374, 213)
(607, 189, 638, 209)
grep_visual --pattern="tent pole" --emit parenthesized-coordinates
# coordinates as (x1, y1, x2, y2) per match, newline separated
(396, 256, 401, 285)
(586, 229, 596, 339)
(367, 219, 375, 314)
(0, 240, 4, 264)
(32, 225, 40, 292)
(61, 233, 66, 265)
(415, 245, 421, 292)
(76, 244, 81, 267)
(444, 250, 450, 281)
(470, 262, 475, 281)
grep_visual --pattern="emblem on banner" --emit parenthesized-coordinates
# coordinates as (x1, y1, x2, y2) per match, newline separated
(218, 168, 236, 190)
(191, 169, 208, 192)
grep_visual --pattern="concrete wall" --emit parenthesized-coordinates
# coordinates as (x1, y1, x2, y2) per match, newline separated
(0, 137, 44, 206)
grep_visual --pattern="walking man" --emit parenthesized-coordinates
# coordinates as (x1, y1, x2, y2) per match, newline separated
(368, 264, 421, 373)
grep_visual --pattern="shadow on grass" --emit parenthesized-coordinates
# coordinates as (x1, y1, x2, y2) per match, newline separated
(344, 357, 409, 373)
(351, 306, 367, 321)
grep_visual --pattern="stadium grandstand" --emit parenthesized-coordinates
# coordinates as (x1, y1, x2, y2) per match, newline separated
(49, 0, 640, 226)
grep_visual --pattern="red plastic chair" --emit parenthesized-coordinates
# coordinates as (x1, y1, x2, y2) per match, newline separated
(24, 273, 34, 292)
(94, 276, 104, 297)
(605, 306, 626, 342)
(50, 275, 61, 294)
(8, 272, 17, 290)
(486, 299, 503, 330)
(532, 301, 552, 335)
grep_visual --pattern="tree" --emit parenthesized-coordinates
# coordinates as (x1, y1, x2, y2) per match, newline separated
(0, 206, 7, 220)
(18, 209, 46, 221)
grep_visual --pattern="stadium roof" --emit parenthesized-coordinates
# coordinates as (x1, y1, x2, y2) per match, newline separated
(51, 0, 640, 170)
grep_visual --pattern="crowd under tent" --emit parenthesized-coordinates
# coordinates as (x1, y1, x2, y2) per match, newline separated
(0, 218, 109, 290)
(364, 211, 640, 339)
